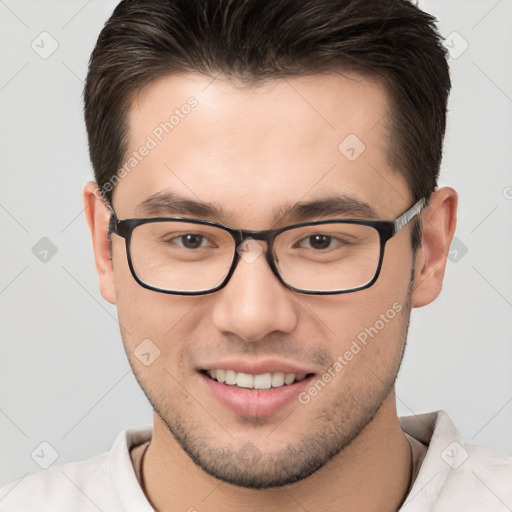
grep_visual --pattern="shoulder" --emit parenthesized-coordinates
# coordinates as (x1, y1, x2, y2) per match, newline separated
(438, 442, 512, 509)
(401, 411, 512, 512)
(0, 427, 153, 512)
(0, 451, 113, 511)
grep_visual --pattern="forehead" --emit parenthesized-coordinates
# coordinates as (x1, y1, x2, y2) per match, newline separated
(115, 72, 410, 224)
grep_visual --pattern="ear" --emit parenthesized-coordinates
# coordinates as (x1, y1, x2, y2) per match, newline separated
(411, 187, 458, 308)
(83, 182, 117, 305)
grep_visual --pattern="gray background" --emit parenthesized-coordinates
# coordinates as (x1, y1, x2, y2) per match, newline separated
(0, 0, 511, 488)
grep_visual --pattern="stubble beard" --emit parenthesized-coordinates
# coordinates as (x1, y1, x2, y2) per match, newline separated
(127, 279, 413, 489)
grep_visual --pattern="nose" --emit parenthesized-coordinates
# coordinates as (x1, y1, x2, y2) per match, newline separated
(211, 240, 299, 342)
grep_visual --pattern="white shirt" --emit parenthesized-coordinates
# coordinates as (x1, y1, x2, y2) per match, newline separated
(1, 411, 510, 511)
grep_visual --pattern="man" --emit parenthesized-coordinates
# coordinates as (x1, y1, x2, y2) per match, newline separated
(1, 0, 510, 510)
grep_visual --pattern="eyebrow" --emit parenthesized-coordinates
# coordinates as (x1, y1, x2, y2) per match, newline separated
(133, 191, 378, 224)
(275, 196, 378, 223)
(134, 192, 225, 219)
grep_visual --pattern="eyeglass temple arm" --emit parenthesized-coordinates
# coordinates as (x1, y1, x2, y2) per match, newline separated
(393, 198, 427, 234)
(106, 205, 117, 235)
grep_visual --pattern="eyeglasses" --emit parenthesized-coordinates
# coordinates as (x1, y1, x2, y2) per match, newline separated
(108, 198, 426, 296)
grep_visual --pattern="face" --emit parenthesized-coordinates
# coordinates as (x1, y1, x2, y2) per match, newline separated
(101, 72, 420, 488)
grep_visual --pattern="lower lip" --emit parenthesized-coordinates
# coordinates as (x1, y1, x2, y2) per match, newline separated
(199, 372, 313, 418)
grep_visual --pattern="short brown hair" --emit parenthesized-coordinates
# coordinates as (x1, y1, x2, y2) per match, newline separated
(84, 0, 451, 248)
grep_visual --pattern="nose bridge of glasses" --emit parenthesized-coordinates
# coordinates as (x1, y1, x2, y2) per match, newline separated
(232, 228, 277, 256)
(236, 227, 275, 243)
(231, 228, 280, 278)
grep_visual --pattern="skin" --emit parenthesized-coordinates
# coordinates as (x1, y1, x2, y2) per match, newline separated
(84, 72, 457, 511)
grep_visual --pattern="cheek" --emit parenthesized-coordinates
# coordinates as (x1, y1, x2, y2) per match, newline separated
(111, 241, 204, 359)
(296, 244, 413, 377)
(300, 281, 409, 352)
(298, 295, 409, 405)
(115, 287, 204, 350)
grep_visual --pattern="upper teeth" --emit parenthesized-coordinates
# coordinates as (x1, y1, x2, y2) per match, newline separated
(206, 369, 307, 390)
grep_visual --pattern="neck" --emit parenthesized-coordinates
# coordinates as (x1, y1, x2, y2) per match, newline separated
(141, 390, 411, 512)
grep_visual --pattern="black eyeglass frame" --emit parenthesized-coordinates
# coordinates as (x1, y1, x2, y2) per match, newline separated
(108, 198, 427, 296)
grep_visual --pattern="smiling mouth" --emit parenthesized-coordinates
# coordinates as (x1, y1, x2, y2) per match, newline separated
(201, 369, 314, 390)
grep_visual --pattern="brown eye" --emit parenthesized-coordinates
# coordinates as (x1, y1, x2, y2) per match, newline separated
(179, 234, 205, 249)
(307, 235, 332, 250)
